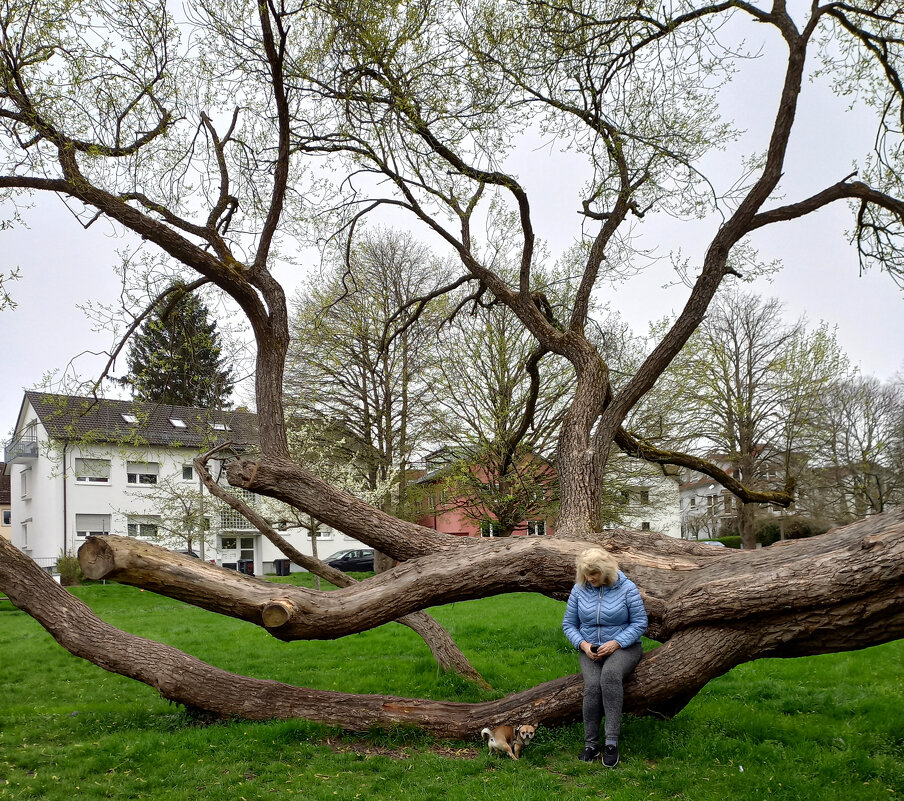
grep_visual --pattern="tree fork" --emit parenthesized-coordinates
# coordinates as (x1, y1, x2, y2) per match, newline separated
(194, 451, 491, 687)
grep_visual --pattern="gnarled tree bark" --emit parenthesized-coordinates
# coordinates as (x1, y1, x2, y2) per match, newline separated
(189, 451, 490, 688)
(2, 0, 904, 748)
(0, 508, 895, 735)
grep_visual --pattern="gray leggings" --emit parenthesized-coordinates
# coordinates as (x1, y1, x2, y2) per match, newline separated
(579, 642, 643, 747)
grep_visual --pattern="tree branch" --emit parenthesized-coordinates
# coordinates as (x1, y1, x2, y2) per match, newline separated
(192, 447, 490, 687)
(614, 427, 794, 507)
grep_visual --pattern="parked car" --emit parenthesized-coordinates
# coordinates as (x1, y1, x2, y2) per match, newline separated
(324, 548, 375, 572)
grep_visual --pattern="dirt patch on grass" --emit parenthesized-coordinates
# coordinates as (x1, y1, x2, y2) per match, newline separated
(324, 738, 480, 760)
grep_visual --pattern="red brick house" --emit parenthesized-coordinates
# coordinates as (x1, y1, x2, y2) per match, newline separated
(412, 450, 557, 538)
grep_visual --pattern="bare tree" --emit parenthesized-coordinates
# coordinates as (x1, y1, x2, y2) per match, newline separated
(426, 296, 571, 535)
(661, 290, 846, 547)
(285, 229, 448, 524)
(1, 0, 903, 736)
(804, 375, 904, 521)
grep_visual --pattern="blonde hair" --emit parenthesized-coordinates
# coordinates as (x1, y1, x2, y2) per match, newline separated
(575, 548, 619, 587)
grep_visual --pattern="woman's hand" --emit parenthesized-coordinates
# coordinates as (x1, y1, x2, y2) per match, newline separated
(595, 640, 620, 658)
(580, 640, 620, 660)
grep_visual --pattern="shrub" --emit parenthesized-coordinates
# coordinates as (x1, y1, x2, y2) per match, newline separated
(756, 522, 782, 547)
(57, 553, 85, 586)
(785, 517, 828, 540)
(718, 520, 739, 538)
(713, 535, 741, 548)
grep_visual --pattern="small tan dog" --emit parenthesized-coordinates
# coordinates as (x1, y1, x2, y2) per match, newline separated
(480, 723, 538, 760)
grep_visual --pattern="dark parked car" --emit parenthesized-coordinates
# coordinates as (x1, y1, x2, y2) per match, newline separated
(325, 548, 375, 572)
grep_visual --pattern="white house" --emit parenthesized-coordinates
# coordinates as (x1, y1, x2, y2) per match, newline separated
(0, 462, 10, 542)
(678, 453, 788, 540)
(606, 460, 683, 539)
(594, 454, 683, 538)
(3, 391, 367, 574)
(679, 469, 739, 540)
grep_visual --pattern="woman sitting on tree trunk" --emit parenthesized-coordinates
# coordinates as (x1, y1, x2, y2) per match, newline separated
(562, 548, 648, 767)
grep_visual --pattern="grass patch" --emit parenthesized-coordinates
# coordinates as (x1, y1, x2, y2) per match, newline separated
(0, 583, 902, 800)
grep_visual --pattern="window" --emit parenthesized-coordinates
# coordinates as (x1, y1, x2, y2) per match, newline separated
(1, 510, 10, 526)
(75, 514, 111, 538)
(480, 520, 499, 537)
(20, 470, 29, 498)
(219, 535, 254, 560)
(127, 515, 161, 539)
(641, 522, 651, 531)
(706, 494, 717, 510)
(639, 490, 650, 505)
(211, 422, 230, 431)
(121, 413, 138, 424)
(689, 497, 696, 508)
(127, 461, 159, 485)
(722, 491, 736, 514)
(75, 458, 111, 484)
(526, 520, 546, 536)
(170, 418, 187, 429)
(21, 521, 29, 548)
(182, 464, 194, 481)
(619, 490, 629, 505)
(219, 488, 256, 529)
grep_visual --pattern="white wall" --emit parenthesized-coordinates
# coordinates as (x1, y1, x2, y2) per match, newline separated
(619, 474, 682, 539)
(8, 402, 60, 567)
(7, 399, 369, 573)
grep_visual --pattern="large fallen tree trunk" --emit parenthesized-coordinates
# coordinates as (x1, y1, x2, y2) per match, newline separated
(0, 510, 901, 737)
(188, 452, 490, 688)
(77, 508, 904, 649)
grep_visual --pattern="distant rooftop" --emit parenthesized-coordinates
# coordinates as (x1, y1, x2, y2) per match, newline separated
(19, 391, 259, 450)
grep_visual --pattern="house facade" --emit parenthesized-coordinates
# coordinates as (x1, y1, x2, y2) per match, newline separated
(412, 448, 557, 538)
(413, 450, 682, 539)
(4, 392, 366, 573)
(604, 463, 682, 539)
(678, 453, 789, 540)
(0, 462, 10, 542)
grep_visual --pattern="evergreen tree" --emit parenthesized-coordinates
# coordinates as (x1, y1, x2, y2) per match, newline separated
(126, 286, 234, 408)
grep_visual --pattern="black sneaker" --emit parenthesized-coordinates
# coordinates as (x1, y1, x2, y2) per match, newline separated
(602, 744, 619, 767)
(578, 746, 600, 762)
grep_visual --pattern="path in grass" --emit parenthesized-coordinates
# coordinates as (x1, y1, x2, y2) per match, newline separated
(0, 580, 901, 801)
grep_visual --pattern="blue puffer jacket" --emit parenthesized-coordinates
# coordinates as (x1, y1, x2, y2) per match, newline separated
(562, 571, 648, 650)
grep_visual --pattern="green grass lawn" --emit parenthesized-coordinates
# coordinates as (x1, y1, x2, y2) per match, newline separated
(1, 577, 901, 801)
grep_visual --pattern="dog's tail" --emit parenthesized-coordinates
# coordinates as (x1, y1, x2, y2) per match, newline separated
(480, 727, 492, 741)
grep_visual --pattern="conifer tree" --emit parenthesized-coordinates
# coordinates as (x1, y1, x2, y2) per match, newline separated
(126, 286, 234, 409)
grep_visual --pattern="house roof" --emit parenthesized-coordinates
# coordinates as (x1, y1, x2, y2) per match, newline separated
(0, 463, 10, 505)
(20, 391, 259, 451)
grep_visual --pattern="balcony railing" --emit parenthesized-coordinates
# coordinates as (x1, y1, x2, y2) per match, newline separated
(4, 434, 38, 463)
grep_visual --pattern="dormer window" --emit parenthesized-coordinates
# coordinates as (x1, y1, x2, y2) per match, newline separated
(211, 422, 230, 431)
(170, 418, 186, 429)
(121, 414, 137, 424)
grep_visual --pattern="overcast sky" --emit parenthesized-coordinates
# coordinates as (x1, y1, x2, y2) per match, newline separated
(2, 3, 903, 440)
